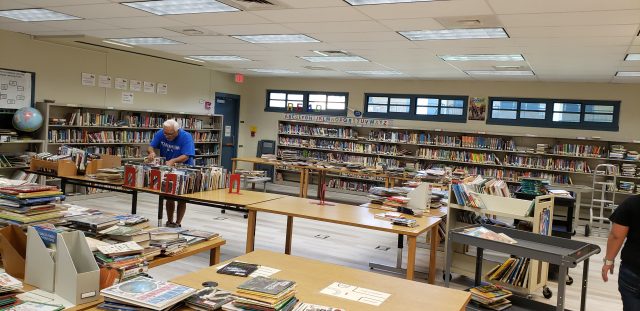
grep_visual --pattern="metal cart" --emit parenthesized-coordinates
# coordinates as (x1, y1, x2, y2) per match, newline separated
(445, 225, 600, 311)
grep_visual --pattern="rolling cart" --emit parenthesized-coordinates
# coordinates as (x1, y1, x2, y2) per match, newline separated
(445, 224, 600, 311)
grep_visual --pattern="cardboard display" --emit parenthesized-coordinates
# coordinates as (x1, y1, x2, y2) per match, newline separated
(0, 225, 27, 278)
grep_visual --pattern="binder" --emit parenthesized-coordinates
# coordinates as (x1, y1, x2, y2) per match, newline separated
(25, 227, 56, 292)
(0, 225, 27, 278)
(54, 231, 100, 305)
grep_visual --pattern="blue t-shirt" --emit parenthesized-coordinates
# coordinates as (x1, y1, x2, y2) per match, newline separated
(150, 129, 195, 165)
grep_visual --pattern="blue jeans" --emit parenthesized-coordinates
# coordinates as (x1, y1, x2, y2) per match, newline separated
(619, 264, 640, 311)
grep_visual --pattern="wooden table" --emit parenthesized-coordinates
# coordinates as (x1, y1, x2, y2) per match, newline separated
(167, 250, 470, 311)
(245, 196, 442, 283)
(232, 157, 308, 197)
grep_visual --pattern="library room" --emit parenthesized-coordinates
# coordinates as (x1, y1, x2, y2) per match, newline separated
(0, 1, 638, 310)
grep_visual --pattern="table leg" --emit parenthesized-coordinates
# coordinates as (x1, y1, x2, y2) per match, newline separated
(245, 210, 257, 253)
(298, 170, 305, 198)
(285, 216, 293, 255)
(209, 247, 220, 266)
(580, 259, 589, 311)
(157, 196, 164, 227)
(429, 226, 439, 284)
(131, 190, 138, 215)
(60, 178, 67, 195)
(406, 235, 417, 281)
(475, 248, 484, 287)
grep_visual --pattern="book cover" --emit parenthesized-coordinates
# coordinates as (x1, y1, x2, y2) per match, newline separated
(185, 288, 233, 311)
(217, 262, 259, 277)
(237, 276, 295, 296)
(98, 241, 144, 257)
(180, 230, 219, 240)
(101, 277, 196, 311)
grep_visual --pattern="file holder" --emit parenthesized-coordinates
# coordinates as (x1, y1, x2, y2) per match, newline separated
(0, 225, 27, 278)
(54, 231, 100, 305)
(25, 227, 56, 292)
(407, 183, 430, 215)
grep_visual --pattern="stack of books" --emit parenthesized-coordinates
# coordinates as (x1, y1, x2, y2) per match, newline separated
(148, 228, 188, 256)
(0, 273, 23, 308)
(626, 151, 639, 161)
(101, 277, 196, 311)
(93, 168, 124, 181)
(279, 150, 299, 162)
(0, 184, 66, 227)
(535, 144, 548, 154)
(609, 145, 627, 159)
(68, 214, 120, 236)
(487, 257, 530, 288)
(96, 242, 148, 288)
(228, 276, 298, 311)
(621, 163, 637, 177)
(619, 181, 636, 193)
(186, 287, 234, 311)
(469, 284, 513, 311)
(382, 196, 410, 210)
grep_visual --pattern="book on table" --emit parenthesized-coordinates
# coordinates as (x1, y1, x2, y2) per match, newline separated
(217, 262, 259, 277)
(231, 276, 298, 311)
(185, 287, 233, 311)
(181, 230, 219, 240)
(101, 276, 196, 311)
(98, 241, 144, 257)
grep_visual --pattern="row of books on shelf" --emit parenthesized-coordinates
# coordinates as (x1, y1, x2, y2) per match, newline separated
(487, 257, 531, 289)
(416, 148, 502, 165)
(279, 138, 410, 156)
(48, 129, 154, 144)
(124, 164, 229, 195)
(0, 154, 28, 168)
(505, 155, 591, 173)
(59, 110, 215, 129)
(278, 124, 358, 139)
(277, 148, 400, 169)
(84, 146, 144, 159)
(552, 143, 605, 157)
(195, 157, 219, 167)
(441, 165, 572, 184)
(192, 132, 219, 143)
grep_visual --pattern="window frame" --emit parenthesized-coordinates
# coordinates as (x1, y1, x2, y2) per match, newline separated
(487, 97, 620, 131)
(364, 93, 468, 122)
(265, 89, 349, 116)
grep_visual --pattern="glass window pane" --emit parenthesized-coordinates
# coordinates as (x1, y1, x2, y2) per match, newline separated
(270, 92, 286, 100)
(441, 99, 463, 108)
(585, 105, 614, 114)
(553, 112, 580, 122)
(286, 101, 303, 110)
(584, 114, 613, 123)
(309, 101, 326, 110)
(368, 104, 387, 113)
(520, 111, 546, 119)
(492, 101, 517, 110)
(327, 95, 345, 103)
(521, 102, 546, 111)
(554, 102, 581, 112)
(369, 96, 388, 104)
(269, 100, 286, 108)
(389, 105, 410, 113)
(417, 98, 438, 106)
(416, 107, 438, 115)
(309, 94, 326, 102)
(440, 108, 463, 115)
(492, 110, 517, 119)
(288, 94, 304, 101)
(390, 98, 410, 106)
(327, 102, 346, 110)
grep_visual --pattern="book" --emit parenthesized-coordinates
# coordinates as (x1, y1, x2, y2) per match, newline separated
(4, 301, 64, 311)
(181, 230, 219, 240)
(462, 227, 517, 244)
(98, 241, 144, 257)
(71, 215, 119, 231)
(185, 288, 233, 311)
(146, 227, 184, 241)
(101, 277, 196, 311)
(292, 303, 344, 311)
(237, 276, 295, 296)
(0, 273, 22, 293)
(217, 262, 259, 277)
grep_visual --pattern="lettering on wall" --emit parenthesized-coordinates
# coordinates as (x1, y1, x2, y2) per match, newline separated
(283, 113, 392, 127)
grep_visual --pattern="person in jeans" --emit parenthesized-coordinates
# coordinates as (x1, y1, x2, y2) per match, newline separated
(602, 195, 640, 310)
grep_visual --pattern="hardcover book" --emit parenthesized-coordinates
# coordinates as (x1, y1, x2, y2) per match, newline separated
(237, 276, 295, 296)
(217, 262, 259, 277)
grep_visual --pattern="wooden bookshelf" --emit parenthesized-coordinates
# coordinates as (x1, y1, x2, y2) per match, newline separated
(0, 139, 45, 182)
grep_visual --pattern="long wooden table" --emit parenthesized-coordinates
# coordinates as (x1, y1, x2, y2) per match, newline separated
(245, 196, 442, 283)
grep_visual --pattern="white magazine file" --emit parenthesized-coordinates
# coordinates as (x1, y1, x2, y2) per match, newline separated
(24, 226, 56, 292)
(54, 231, 100, 305)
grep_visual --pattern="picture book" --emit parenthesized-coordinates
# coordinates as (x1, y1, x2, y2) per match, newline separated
(101, 277, 196, 311)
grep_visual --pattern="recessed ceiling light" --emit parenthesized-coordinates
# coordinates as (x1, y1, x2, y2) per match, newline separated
(248, 69, 298, 74)
(123, 0, 238, 15)
(344, 0, 433, 5)
(625, 54, 640, 61)
(232, 34, 319, 44)
(466, 70, 534, 76)
(189, 55, 251, 61)
(440, 54, 524, 62)
(184, 57, 205, 63)
(108, 37, 183, 45)
(300, 56, 369, 63)
(345, 70, 403, 76)
(616, 71, 640, 77)
(0, 8, 81, 21)
(102, 40, 133, 48)
(399, 28, 509, 40)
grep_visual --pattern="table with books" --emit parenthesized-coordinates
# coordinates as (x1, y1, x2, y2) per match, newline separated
(232, 157, 308, 197)
(244, 196, 442, 283)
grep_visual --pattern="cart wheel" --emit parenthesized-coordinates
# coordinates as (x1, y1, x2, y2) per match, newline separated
(543, 286, 553, 299)
(585, 225, 590, 237)
(572, 230, 577, 236)
(243, 214, 248, 219)
(527, 294, 533, 300)
(221, 209, 226, 214)
(442, 272, 452, 281)
(566, 276, 574, 286)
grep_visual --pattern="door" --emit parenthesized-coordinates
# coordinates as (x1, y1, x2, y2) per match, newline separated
(215, 93, 240, 171)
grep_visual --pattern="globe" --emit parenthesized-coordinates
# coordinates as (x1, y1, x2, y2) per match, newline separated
(12, 107, 43, 133)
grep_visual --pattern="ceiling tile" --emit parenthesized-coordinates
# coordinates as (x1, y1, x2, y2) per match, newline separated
(355, 0, 494, 19)
(0, 22, 65, 34)
(507, 24, 640, 38)
(18, 0, 109, 6)
(165, 12, 271, 26)
(52, 3, 151, 19)
(309, 31, 405, 42)
(0, 0, 32, 10)
(274, 0, 349, 8)
(499, 10, 640, 27)
(204, 23, 297, 35)
(98, 16, 188, 28)
(165, 35, 242, 44)
(196, 43, 271, 51)
(376, 18, 444, 31)
(82, 29, 153, 38)
(35, 19, 119, 31)
(487, 0, 640, 14)
(283, 20, 389, 33)
(251, 7, 371, 23)
(330, 40, 418, 50)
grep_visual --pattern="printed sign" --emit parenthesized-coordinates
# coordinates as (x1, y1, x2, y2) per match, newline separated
(283, 113, 392, 127)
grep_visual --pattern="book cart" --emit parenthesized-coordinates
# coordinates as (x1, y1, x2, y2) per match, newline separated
(445, 224, 600, 311)
(446, 187, 555, 298)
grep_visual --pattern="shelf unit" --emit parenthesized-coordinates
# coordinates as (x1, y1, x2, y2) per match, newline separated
(38, 103, 223, 167)
(0, 139, 45, 181)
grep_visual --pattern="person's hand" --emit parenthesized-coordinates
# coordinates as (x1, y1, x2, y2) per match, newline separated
(166, 159, 175, 167)
(602, 263, 614, 282)
(147, 151, 156, 162)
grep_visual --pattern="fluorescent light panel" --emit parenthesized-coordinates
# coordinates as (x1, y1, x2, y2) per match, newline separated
(344, 0, 433, 5)
(102, 40, 132, 48)
(108, 37, 182, 45)
(440, 54, 524, 62)
(399, 28, 508, 40)
(0, 8, 81, 21)
(616, 71, 640, 77)
(123, 0, 238, 15)
(184, 57, 205, 63)
(466, 70, 534, 76)
(248, 69, 298, 74)
(233, 34, 319, 44)
(625, 53, 640, 61)
(300, 56, 369, 62)
(345, 70, 403, 76)
(189, 55, 251, 61)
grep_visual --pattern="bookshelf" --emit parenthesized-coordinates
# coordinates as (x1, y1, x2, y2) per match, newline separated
(0, 139, 45, 182)
(38, 103, 223, 167)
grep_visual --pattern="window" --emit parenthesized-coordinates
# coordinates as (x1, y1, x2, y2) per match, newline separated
(265, 90, 348, 115)
(364, 93, 468, 122)
(487, 97, 620, 131)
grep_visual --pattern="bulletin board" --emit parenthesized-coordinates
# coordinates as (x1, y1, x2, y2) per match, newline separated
(0, 68, 35, 109)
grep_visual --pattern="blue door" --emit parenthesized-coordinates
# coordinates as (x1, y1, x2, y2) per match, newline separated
(215, 93, 240, 171)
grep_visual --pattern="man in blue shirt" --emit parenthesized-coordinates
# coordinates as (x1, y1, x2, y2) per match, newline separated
(147, 119, 195, 227)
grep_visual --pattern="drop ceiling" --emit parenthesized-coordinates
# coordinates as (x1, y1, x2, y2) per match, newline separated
(1, 0, 639, 83)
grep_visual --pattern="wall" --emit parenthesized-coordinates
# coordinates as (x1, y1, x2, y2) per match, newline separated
(238, 77, 640, 158)
(0, 30, 241, 115)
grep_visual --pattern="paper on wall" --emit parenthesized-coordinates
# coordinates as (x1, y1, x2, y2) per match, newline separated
(157, 83, 167, 95)
(115, 78, 128, 90)
(130, 80, 142, 92)
(81, 73, 96, 87)
(143, 81, 155, 93)
(98, 75, 112, 88)
(320, 282, 390, 306)
(122, 92, 134, 105)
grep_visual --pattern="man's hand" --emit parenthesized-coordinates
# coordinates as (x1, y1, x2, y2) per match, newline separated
(166, 159, 175, 167)
(602, 263, 614, 282)
(146, 151, 156, 162)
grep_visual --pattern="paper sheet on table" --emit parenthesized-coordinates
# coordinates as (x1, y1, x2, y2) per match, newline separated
(320, 282, 390, 306)
(16, 289, 74, 309)
(215, 262, 280, 278)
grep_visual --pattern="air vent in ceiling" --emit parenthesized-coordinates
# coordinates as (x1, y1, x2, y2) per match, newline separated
(163, 27, 219, 36)
(304, 66, 335, 71)
(436, 15, 502, 29)
(220, 0, 288, 10)
(313, 50, 350, 57)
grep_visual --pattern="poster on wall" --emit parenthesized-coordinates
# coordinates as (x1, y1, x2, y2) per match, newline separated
(468, 97, 487, 121)
(81, 73, 96, 87)
(157, 83, 167, 95)
(98, 75, 112, 88)
(130, 80, 142, 92)
(115, 77, 128, 90)
(0, 68, 34, 109)
(121, 92, 134, 105)
(143, 81, 155, 93)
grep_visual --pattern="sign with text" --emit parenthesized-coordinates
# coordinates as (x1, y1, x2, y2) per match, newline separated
(283, 113, 392, 127)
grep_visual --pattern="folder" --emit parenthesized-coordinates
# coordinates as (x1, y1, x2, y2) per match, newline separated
(0, 225, 27, 278)
(54, 231, 100, 305)
(25, 226, 56, 292)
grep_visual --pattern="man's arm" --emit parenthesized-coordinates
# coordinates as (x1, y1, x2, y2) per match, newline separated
(602, 223, 629, 282)
(167, 155, 189, 166)
(147, 146, 156, 161)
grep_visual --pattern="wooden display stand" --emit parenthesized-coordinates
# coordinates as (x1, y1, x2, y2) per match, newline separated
(445, 187, 554, 297)
(29, 158, 77, 177)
